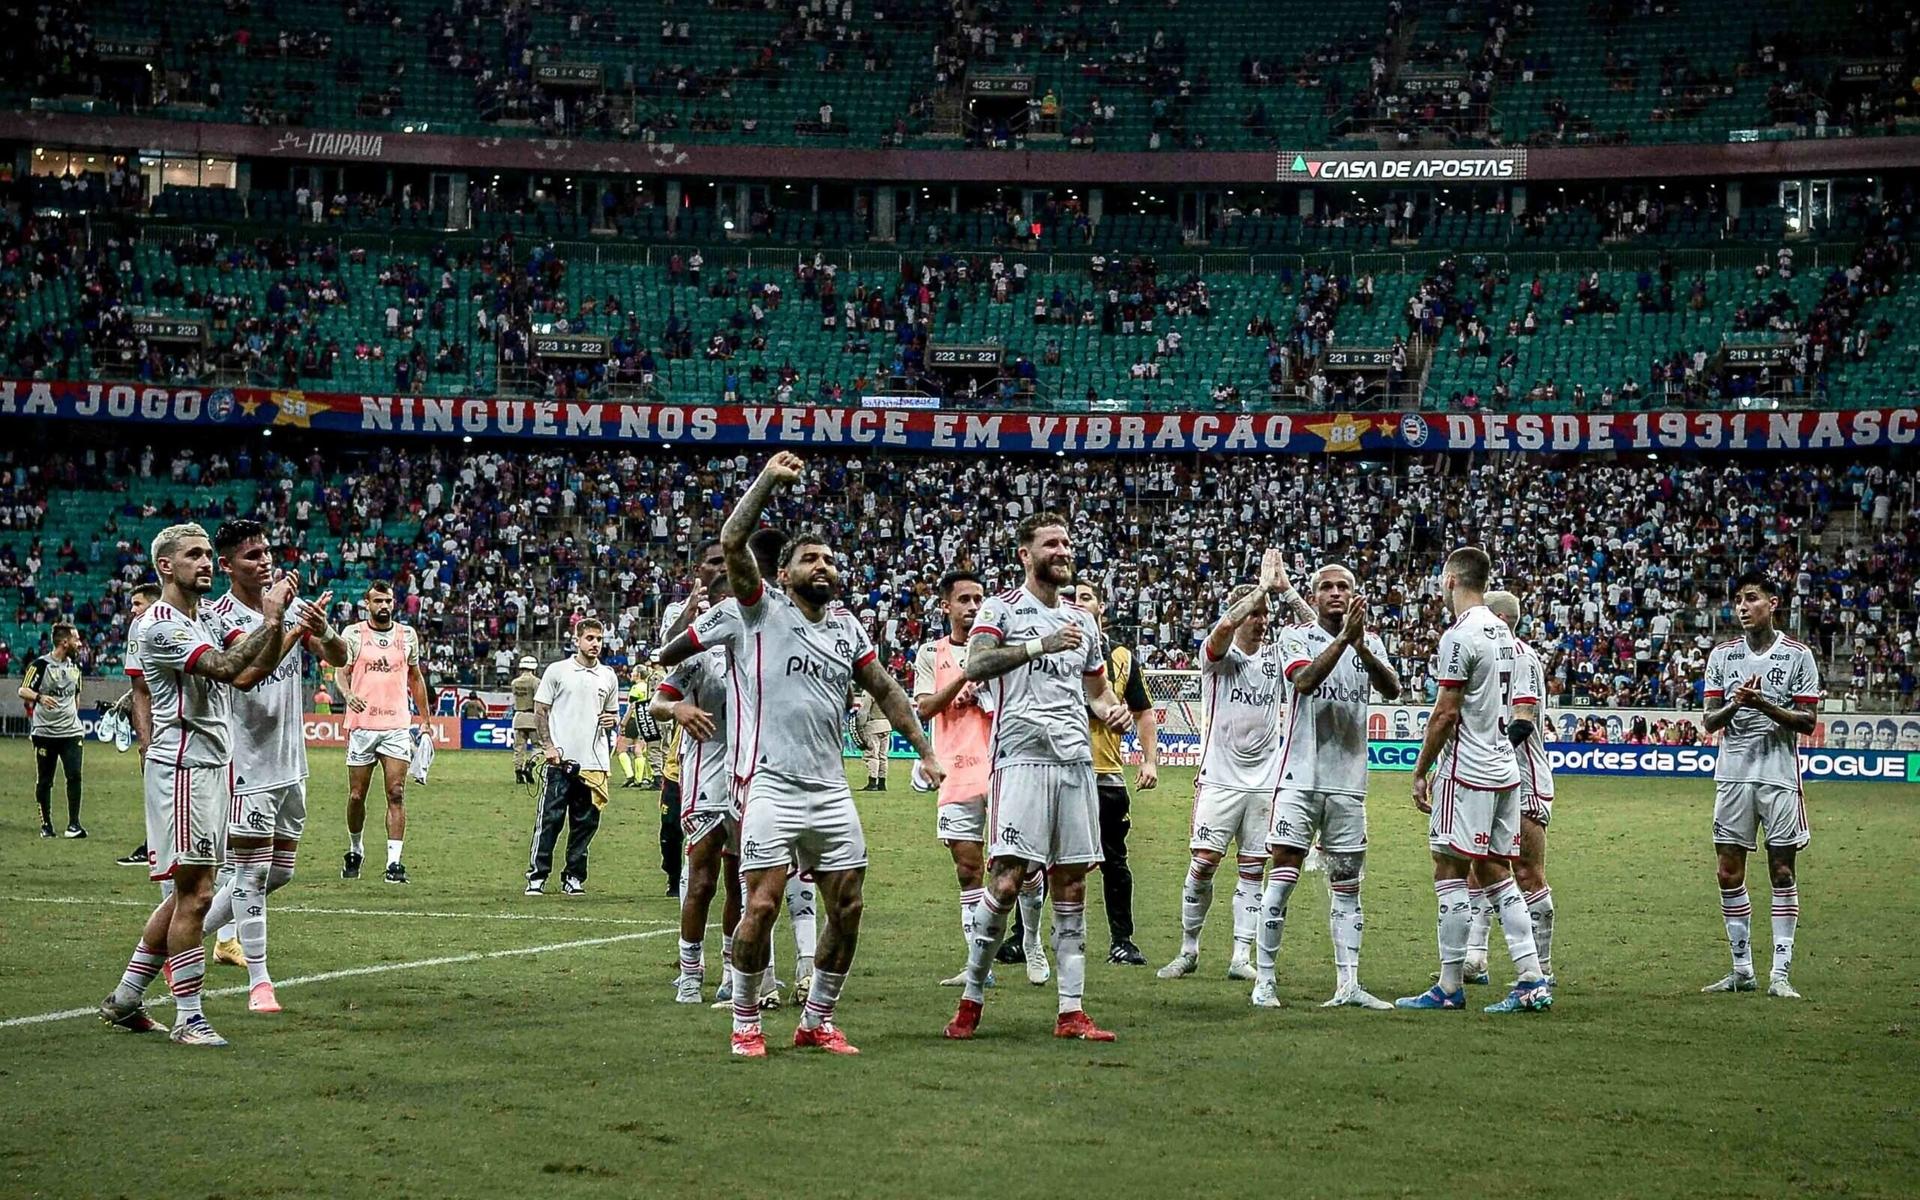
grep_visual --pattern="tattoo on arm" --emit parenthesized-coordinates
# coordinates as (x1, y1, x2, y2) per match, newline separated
(192, 621, 280, 684)
(534, 701, 554, 750)
(964, 631, 1030, 683)
(720, 471, 783, 604)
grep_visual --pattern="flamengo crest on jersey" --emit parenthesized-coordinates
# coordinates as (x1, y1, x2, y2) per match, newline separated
(1198, 638, 1285, 792)
(211, 592, 310, 793)
(135, 601, 238, 768)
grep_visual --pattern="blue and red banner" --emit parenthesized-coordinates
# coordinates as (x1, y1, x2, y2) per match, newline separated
(4, 379, 1917, 455)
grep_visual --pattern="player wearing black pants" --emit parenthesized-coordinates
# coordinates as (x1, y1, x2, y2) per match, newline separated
(660, 777, 684, 897)
(1075, 581, 1159, 964)
(22, 623, 87, 838)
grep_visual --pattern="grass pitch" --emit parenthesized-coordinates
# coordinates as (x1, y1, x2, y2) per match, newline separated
(1, 744, 1916, 1199)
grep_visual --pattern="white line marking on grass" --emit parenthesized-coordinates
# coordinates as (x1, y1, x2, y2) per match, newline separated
(7, 896, 674, 927)
(1, 927, 675, 1029)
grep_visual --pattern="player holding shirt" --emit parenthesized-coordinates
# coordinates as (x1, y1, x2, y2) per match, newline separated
(98, 523, 323, 1046)
(702, 453, 942, 1057)
(1460, 591, 1559, 989)
(944, 512, 1133, 1044)
(337, 581, 431, 884)
(1700, 573, 1819, 1000)
(200, 519, 348, 1013)
(1252, 564, 1400, 1011)
(1399, 546, 1552, 1014)
(913, 571, 998, 987)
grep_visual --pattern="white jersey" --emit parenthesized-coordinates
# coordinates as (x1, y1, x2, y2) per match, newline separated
(974, 584, 1105, 767)
(694, 584, 874, 787)
(210, 592, 308, 793)
(1511, 637, 1554, 799)
(1197, 637, 1284, 792)
(1276, 621, 1386, 797)
(1434, 605, 1520, 790)
(1705, 632, 1821, 787)
(534, 656, 620, 773)
(658, 646, 731, 799)
(136, 600, 238, 769)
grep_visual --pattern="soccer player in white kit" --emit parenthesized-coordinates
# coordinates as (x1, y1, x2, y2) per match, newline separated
(703, 453, 943, 1058)
(200, 519, 348, 1013)
(98, 523, 319, 1046)
(1700, 572, 1819, 1000)
(1157, 549, 1307, 982)
(1399, 547, 1552, 1014)
(1460, 591, 1559, 990)
(944, 512, 1133, 1043)
(1251, 563, 1401, 1010)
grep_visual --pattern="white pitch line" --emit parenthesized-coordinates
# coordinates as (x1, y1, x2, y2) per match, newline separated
(1, 927, 675, 1029)
(7, 896, 674, 927)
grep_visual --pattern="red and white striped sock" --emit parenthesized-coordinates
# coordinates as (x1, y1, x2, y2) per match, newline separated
(1231, 857, 1266, 956)
(730, 966, 762, 1034)
(678, 939, 704, 981)
(1720, 886, 1753, 975)
(1769, 884, 1799, 979)
(1180, 856, 1216, 956)
(799, 969, 847, 1030)
(958, 887, 985, 955)
(231, 847, 274, 988)
(1255, 865, 1300, 984)
(113, 940, 165, 1005)
(1050, 900, 1087, 1015)
(168, 947, 207, 1024)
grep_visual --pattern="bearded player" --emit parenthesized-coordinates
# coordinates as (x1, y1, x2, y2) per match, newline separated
(700, 453, 942, 1057)
(337, 581, 431, 884)
(945, 512, 1132, 1043)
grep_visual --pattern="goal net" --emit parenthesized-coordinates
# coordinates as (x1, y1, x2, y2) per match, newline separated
(1140, 669, 1202, 766)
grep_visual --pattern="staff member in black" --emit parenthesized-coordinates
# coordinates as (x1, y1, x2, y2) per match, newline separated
(21, 622, 87, 838)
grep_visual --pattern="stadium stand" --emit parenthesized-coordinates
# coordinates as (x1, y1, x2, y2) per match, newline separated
(1, 436, 1913, 713)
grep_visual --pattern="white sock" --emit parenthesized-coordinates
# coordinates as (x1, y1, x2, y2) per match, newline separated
(1720, 886, 1753, 976)
(678, 938, 704, 981)
(1050, 900, 1087, 1015)
(1231, 858, 1264, 960)
(202, 881, 236, 940)
(1465, 887, 1491, 964)
(1254, 865, 1300, 984)
(958, 887, 985, 958)
(721, 934, 735, 976)
(386, 839, 403, 868)
(1770, 883, 1799, 980)
(268, 847, 298, 892)
(963, 891, 1011, 1003)
(785, 873, 817, 972)
(729, 965, 762, 1033)
(1329, 875, 1362, 989)
(1488, 877, 1543, 980)
(1018, 871, 1045, 948)
(214, 862, 237, 941)
(232, 850, 273, 988)
(349, 831, 365, 856)
(1525, 887, 1555, 977)
(1436, 879, 1470, 992)
(800, 969, 847, 1030)
(168, 947, 207, 1024)
(1180, 856, 1216, 957)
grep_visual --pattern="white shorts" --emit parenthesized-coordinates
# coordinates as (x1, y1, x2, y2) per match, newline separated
(1428, 777, 1522, 861)
(738, 772, 866, 874)
(229, 781, 307, 841)
(1712, 781, 1810, 851)
(682, 810, 739, 850)
(1520, 785, 1554, 830)
(1268, 787, 1368, 854)
(1189, 784, 1273, 855)
(936, 797, 987, 844)
(988, 762, 1102, 868)
(145, 760, 228, 882)
(347, 727, 414, 767)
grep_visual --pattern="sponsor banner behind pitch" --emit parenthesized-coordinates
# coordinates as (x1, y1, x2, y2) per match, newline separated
(3, 379, 1916, 457)
(301, 714, 459, 748)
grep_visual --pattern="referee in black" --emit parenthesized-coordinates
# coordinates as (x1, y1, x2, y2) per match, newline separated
(21, 622, 87, 838)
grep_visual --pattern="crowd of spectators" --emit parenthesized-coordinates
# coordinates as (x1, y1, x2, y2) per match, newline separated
(2, 436, 1915, 719)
